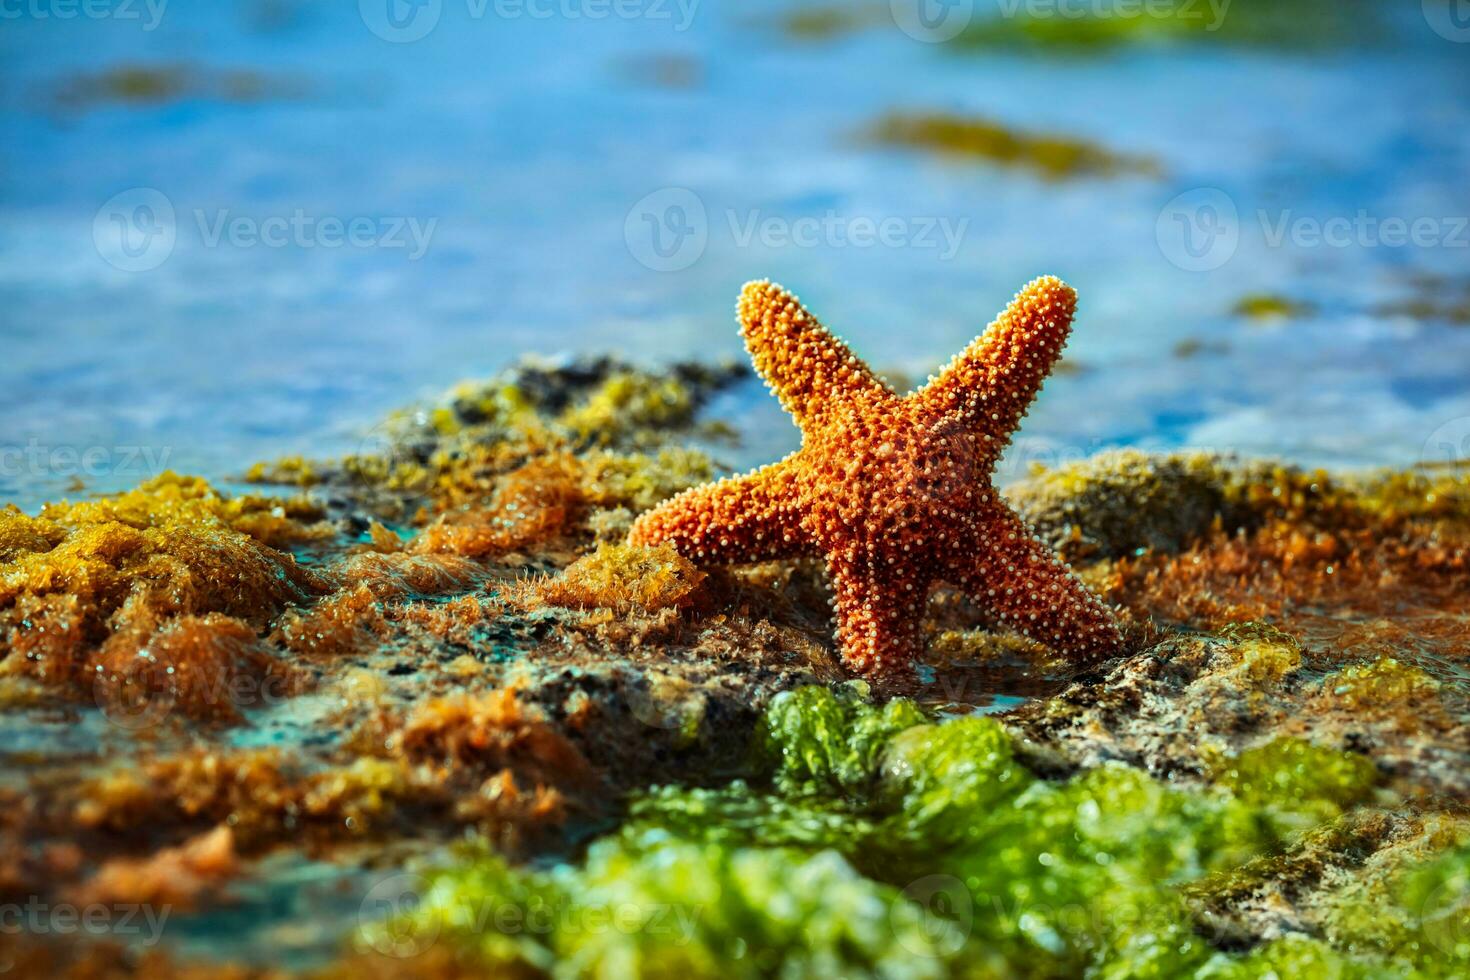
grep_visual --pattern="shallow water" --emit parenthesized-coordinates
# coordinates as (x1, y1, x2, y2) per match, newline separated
(3, 1, 1470, 511)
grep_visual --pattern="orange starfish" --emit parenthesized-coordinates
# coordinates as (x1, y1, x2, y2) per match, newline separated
(629, 276, 1123, 683)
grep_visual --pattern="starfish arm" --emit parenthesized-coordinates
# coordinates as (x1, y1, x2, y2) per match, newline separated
(738, 280, 895, 428)
(826, 560, 928, 683)
(628, 457, 809, 564)
(910, 275, 1077, 460)
(947, 506, 1123, 659)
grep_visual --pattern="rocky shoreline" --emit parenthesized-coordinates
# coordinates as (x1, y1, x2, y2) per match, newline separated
(1, 357, 1465, 977)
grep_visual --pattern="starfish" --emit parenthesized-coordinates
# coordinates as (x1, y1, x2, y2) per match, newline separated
(629, 276, 1123, 684)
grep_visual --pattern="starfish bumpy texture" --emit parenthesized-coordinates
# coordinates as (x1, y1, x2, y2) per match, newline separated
(629, 276, 1124, 684)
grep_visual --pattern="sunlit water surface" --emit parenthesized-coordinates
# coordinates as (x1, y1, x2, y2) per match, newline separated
(3, 1, 1469, 510)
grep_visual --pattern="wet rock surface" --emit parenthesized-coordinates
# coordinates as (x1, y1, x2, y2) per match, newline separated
(1, 357, 1467, 977)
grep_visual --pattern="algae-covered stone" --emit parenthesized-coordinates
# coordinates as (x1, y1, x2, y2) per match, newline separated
(1006, 450, 1235, 561)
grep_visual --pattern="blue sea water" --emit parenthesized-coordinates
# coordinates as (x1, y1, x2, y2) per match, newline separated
(2, 0, 1469, 511)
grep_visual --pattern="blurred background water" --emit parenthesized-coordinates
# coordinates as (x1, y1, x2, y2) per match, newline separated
(3, 0, 1469, 511)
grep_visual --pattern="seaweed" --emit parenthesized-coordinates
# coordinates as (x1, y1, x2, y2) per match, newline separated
(378, 682, 1434, 977)
(863, 111, 1163, 181)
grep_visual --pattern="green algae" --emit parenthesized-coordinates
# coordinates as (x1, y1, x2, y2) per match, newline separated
(1320, 827, 1470, 977)
(366, 829, 958, 979)
(757, 683, 927, 798)
(948, 0, 1388, 55)
(1321, 658, 1443, 712)
(374, 684, 1434, 977)
(864, 112, 1163, 181)
(1210, 737, 1380, 837)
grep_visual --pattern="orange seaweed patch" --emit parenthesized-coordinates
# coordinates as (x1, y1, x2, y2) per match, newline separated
(1, 486, 326, 696)
(70, 749, 421, 849)
(336, 551, 486, 598)
(276, 552, 492, 657)
(1105, 512, 1470, 683)
(537, 541, 706, 614)
(452, 768, 571, 852)
(412, 455, 583, 558)
(275, 584, 389, 658)
(94, 613, 305, 723)
(382, 688, 594, 789)
(391, 594, 500, 642)
(0, 933, 274, 980)
(69, 825, 238, 910)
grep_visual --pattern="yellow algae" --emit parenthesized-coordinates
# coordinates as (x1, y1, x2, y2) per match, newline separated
(537, 541, 706, 614)
(1216, 627, 1304, 687)
(53, 62, 308, 110)
(0, 506, 66, 561)
(1, 479, 325, 695)
(865, 111, 1163, 180)
(243, 454, 320, 487)
(580, 446, 715, 512)
(1232, 293, 1317, 321)
(558, 370, 698, 442)
(1322, 657, 1441, 709)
